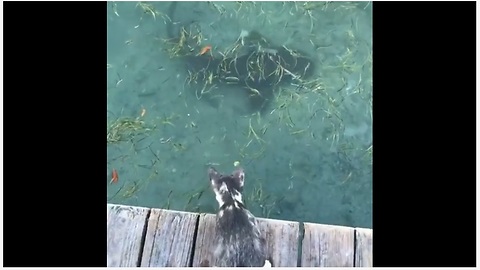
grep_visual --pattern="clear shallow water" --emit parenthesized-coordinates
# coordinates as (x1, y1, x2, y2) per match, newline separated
(107, 1, 372, 228)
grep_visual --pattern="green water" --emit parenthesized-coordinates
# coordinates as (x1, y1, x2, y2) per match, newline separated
(107, 1, 372, 228)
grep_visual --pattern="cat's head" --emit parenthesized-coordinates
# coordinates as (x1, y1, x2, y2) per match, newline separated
(208, 167, 245, 208)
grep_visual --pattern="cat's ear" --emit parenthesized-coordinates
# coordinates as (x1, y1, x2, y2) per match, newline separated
(208, 167, 222, 183)
(232, 168, 245, 188)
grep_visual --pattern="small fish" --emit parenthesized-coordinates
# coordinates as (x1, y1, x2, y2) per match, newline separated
(199, 45, 212, 56)
(110, 169, 119, 184)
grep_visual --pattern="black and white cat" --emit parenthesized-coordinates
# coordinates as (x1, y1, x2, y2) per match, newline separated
(208, 167, 272, 267)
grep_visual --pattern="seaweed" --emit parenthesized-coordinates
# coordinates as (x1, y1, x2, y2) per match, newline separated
(164, 2, 315, 114)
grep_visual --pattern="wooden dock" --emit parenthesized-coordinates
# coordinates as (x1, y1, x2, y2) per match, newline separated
(107, 203, 372, 267)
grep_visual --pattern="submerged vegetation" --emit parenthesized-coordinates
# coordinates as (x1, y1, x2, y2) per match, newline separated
(107, 1, 372, 227)
(107, 117, 153, 144)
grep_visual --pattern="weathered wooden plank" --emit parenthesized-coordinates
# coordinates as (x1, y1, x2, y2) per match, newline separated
(192, 214, 299, 267)
(257, 217, 300, 267)
(140, 209, 199, 267)
(191, 213, 217, 267)
(355, 228, 373, 267)
(302, 223, 355, 267)
(107, 204, 150, 267)
(107, 203, 371, 268)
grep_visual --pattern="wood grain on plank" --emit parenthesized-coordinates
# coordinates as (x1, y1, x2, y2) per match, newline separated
(107, 204, 150, 267)
(302, 223, 355, 267)
(355, 228, 373, 267)
(191, 213, 217, 267)
(257, 217, 300, 267)
(140, 209, 199, 267)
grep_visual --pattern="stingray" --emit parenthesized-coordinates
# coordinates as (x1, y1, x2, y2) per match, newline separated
(165, 2, 315, 114)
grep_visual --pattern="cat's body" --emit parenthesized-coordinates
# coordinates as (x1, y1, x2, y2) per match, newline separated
(208, 167, 271, 267)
